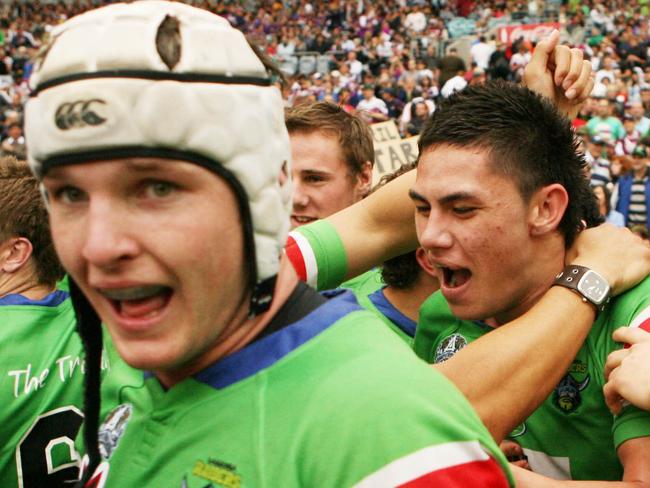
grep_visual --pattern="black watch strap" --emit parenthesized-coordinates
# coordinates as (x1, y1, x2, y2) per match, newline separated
(553, 265, 610, 314)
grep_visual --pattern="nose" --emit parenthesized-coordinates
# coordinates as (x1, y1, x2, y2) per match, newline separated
(292, 178, 309, 210)
(81, 200, 140, 270)
(418, 213, 453, 252)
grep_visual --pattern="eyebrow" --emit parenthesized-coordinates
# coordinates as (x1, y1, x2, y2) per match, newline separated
(409, 189, 477, 206)
(408, 189, 428, 203)
(438, 191, 476, 205)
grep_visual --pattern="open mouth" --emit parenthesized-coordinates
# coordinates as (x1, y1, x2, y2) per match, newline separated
(291, 215, 318, 225)
(439, 266, 472, 289)
(100, 285, 173, 319)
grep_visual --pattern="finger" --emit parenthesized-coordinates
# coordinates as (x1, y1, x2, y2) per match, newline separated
(553, 45, 571, 86)
(530, 29, 560, 69)
(612, 326, 650, 346)
(572, 75, 595, 104)
(565, 60, 591, 99)
(603, 377, 623, 415)
(604, 348, 628, 379)
(512, 459, 531, 470)
(562, 48, 584, 91)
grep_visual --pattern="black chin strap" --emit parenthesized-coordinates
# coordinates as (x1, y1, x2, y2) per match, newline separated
(68, 279, 103, 487)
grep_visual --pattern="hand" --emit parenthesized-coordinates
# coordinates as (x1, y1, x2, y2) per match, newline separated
(604, 327, 650, 415)
(523, 30, 594, 120)
(567, 224, 650, 296)
(500, 440, 530, 470)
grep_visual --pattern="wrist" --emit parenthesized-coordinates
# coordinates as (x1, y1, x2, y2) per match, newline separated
(552, 264, 611, 315)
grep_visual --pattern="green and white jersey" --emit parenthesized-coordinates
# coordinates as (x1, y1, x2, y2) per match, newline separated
(0, 291, 141, 488)
(341, 269, 416, 345)
(85, 290, 513, 488)
(413, 277, 650, 481)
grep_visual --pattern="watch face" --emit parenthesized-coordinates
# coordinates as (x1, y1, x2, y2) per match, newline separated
(578, 270, 610, 305)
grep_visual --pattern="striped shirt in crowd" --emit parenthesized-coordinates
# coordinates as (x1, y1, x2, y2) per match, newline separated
(628, 177, 648, 226)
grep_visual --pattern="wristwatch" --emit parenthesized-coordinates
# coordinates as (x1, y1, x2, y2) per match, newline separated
(553, 265, 611, 314)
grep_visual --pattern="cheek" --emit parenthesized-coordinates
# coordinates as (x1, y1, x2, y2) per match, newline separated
(49, 214, 81, 273)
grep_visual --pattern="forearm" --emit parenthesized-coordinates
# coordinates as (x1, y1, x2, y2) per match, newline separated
(511, 466, 650, 487)
(326, 169, 418, 280)
(436, 287, 596, 442)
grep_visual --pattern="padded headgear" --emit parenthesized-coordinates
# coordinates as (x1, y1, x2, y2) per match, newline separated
(25, 0, 291, 296)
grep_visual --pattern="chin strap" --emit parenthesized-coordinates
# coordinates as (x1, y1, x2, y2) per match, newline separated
(249, 275, 277, 318)
(68, 279, 103, 487)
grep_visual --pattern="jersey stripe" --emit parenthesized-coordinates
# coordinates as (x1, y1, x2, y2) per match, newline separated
(353, 441, 508, 488)
(399, 458, 509, 487)
(285, 231, 318, 288)
(629, 304, 650, 333)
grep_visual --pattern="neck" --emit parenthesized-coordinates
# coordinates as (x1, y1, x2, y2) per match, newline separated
(383, 275, 440, 322)
(634, 166, 647, 179)
(0, 273, 54, 301)
(156, 258, 299, 388)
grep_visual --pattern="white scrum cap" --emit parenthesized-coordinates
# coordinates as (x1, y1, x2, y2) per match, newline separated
(25, 1, 292, 302)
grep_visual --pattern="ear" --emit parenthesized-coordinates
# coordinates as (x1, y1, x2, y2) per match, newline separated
(355, 161, 374, 198)
(415, 247, 438, 279)
(0, 237, 33, 274)
(527, 184, 569, 237)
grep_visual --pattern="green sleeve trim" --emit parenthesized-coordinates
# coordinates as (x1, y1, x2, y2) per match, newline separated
(612, 405, 650, 449)
(296, 219, 348, 290)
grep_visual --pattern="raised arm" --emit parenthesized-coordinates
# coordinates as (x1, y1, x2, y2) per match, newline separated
(325, 169, 418, 280)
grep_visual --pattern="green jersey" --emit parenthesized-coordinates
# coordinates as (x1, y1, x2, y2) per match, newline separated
(84, 289, 513, 488)
(0, 291, 141, 488)
(341, 269, 416, 345)
(414, 278, 650, 481)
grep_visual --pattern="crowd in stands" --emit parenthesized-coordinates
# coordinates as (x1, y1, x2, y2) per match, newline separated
(1, 0, 649, 235)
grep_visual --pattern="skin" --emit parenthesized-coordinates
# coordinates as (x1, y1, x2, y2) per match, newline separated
(42, 158, 299, 388)
(604, 327, 650, 415)
(289, 130, 371, 229)
(409, 144, 565, 325)
(0, 236, 53, 300)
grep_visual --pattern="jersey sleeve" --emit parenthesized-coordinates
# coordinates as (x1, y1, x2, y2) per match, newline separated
(285, 219, 348, 290)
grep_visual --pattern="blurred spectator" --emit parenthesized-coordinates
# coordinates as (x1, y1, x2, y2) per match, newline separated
(356, 84, 389, 123)
(438, 47, 466, 89)
(615, 115, 642, 156)
(594, 184, 625, 227)
(470, 36, 494, 71)
(614, 145, 650, 229)
(588, 98, 625, 144)
(0, 122, 25, 159)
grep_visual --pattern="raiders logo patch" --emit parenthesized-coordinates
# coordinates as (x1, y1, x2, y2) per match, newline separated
(98, 403, 132, 460)
(434, 333, 467, 363)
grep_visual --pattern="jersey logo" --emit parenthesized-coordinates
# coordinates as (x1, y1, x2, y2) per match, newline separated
(98, 403, 132, 460)
(509, 422, 527, 437)
(553, 373, 590, 414)
(434, 333, 467, 363)
(184, 458, 241, 488)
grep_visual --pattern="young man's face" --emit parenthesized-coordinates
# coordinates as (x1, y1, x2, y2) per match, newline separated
(411, 144, 539, 324)
(43, 158, 248, 377)
(289, 130, 370, 228)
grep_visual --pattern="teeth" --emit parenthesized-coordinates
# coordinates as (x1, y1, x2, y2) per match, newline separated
(449, 271, 457, 288)
(100, 285, 169, 301)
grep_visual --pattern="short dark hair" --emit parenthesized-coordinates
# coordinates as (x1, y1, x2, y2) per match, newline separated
(285, 102, 374, 175)
(371, 162, 421, 289)
(0, 156, 65, 286)
(418, 81, 601, 247)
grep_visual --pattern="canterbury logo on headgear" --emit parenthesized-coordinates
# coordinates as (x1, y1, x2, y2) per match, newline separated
(55, 99, 107, 130)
